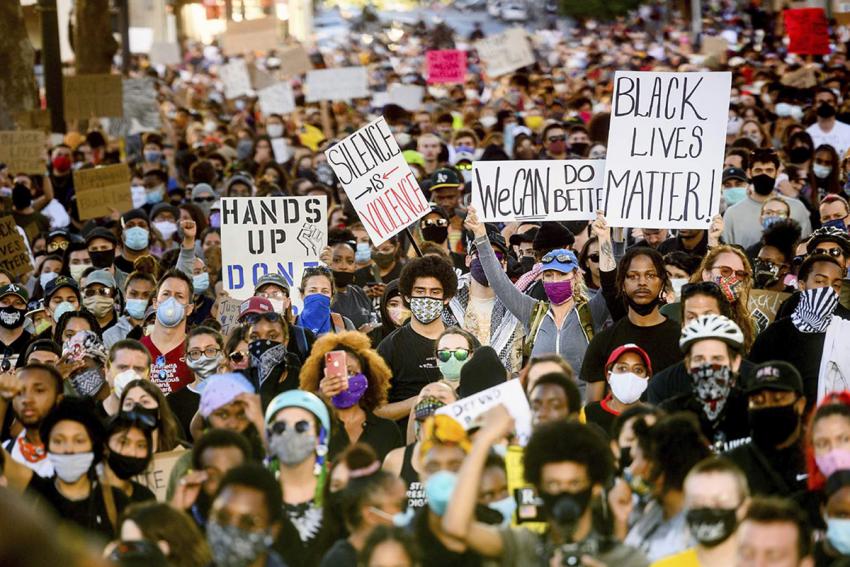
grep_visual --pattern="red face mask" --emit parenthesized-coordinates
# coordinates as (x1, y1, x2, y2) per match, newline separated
(51, 155, 72, 173)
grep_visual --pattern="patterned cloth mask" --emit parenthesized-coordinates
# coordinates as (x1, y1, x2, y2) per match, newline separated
(331, 373, 368, 409)
(248, 339, 288, 386)
(689, 363, 734, 422)
(70, 367, 106, 398)
(714, 274, 743, 303)
(409, 297, 443, 324)
(207, 520, 273, 567)
(792, 287, 838, 333)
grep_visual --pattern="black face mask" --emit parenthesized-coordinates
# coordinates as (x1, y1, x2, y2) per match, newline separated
(753, 258, 781, 289)
(0, 306, 25, 330)
(818, 102, 837, 119)
(539, 487, 593, 527)
(422, 225, 449, 244)
(788, 146, 812, 163)
(751, 174, 776, 196)
(749, 402, 800, 448)
(120, 404, 160, 430)
(570, 142, 589, 157)
(519, 256, 536, 274)
(89, 249, 116, 269)
(625, 293, 662, 316)
(107, 450, 151, 480)
(332, 270, 355, 289)
(686, 507, 738, 547)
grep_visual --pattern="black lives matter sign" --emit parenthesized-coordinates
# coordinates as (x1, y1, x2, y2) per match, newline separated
(603, 71, 731, 229)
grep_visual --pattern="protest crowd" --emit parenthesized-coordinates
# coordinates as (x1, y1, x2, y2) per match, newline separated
(9, 1, 850, 566)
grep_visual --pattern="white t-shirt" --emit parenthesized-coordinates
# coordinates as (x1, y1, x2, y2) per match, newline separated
(7, 432, 53, 478)
(807, 120, 850, 157)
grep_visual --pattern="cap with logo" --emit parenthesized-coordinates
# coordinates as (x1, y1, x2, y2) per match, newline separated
(44, 276, 80, 301)
(0, 284, 29, 303)
(429, 168, 463, 192)
(238, 296, 274, 322)
(744, 361, 803, 396)
(254, 273, 290, 294)
(722, 167, 748, 183)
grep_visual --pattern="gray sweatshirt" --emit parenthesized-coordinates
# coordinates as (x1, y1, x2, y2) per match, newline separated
(474, 235, 610, 387)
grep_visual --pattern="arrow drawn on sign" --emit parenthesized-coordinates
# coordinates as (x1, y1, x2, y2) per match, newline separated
(382, 166, 399, 180)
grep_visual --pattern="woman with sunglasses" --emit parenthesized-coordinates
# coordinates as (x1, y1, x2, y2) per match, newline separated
(224, 325, 251, 372)
(434, 327, 478, 387)
(166, 326, 225, 438)
(101, 415, 156, 503)
(119, 379, 184, 452)
(300, 331, 402, 462)
(578, 236, 602, 296)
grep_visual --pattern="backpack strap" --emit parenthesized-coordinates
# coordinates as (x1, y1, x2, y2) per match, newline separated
(522, 300, 550, 359)
(330, 313, 346, 334)
(576, 300, 595, 344)
(295, 325, 308, 358)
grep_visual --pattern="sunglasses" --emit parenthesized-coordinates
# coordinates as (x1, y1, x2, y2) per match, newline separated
(241, 312, 283, 325)
(455, 162, 472, 171)
(421, 218, 449, 228)
(587, 253, 599, 263)
(228, 350, 248, 363)
(712, 266, 749, 280)
(47, 241, 69, 252)
(269, 419, 312, 435)
(193, 196, 216, 203)
(187, 347, 222, 361)
(541, 252, 575, 264)
(814, 247, 844, 258)
(437, 348, 470, 363)
(547, 135, 566, 143)
(83, 287, 114, 298)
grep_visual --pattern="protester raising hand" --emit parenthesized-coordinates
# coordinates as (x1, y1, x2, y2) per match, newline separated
(464, 206, 487, 239)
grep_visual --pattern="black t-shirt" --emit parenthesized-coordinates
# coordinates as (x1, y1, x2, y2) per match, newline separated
(127, 481, 156, 504)
(377, 324, 441, 404)
(2, 329, 33, 369)
(319, 539, 358, 567)
(329, 411, 403, 463)
(27, 475, 128, 538)
(166, 384, 201, 439)
(580, 317, 682, 383)
(332, 285, 373, 329)
(725, 441, 808, 497)
(412, 508, 482, 567)
(657, 233, 709, 258)
(583, 397, 619, 438)
(354, 262, 403, 286)
(647, 359, 757, 405)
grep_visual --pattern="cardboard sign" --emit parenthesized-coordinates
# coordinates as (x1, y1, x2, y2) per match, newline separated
(277, 44, 313, 77)
(220, 196, 327, 301)
(0, 216, 33, 279)
(258, 82, 296, 115)
(221, 17, 280, 55)
(250, 65, 278, 91)
(73, 164, 133, 220)
(13, 110, 51, 132)
(148, 41, 182, 66)
(216, 297, 244, 336)
(133, 449, 185, 501)
(388, 84, 424, 111)
(472, 160, 606, 222)
(0, 130, 46, 174)
(475, 28, 535, 77)
(603, 71, 732, 229)
(63, 74, 124, 120)
(121, 77, 161, 133)
(700, 36, 728, 63)
(426, 50, 467, 84)
(747, 289, 791, 334)
(305, 67, 369, 102)
(436, 379, 533, 446)
(219, 59, 252, 100)
(324, 116, 429, 245)
(781, 66, 818, 89)
(785, 8, 830, 55)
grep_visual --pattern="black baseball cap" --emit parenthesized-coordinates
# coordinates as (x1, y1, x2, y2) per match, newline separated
(722, 167, 748, 183)
(744, 361, 803, 396)
(44, 275, 80, 301)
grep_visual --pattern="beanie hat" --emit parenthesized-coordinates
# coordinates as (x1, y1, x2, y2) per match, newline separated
(458, 346, 507, 398)
(532, 222, 575, 253)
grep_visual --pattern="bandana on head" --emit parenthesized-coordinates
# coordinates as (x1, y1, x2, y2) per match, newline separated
(689, 363, 734, 422)
(792, 287, 839, 333)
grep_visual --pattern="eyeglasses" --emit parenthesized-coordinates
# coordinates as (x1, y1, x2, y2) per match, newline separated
(228, 350, 248, 364)
(455, 162, 472, 171)
(712, 266, 750, 280)
(437, 348, 470, 362)
(547, 135, 566, 143)
(193, 196, 216, 203)
(47, 241, 69, 252)
(269, 419, 311, 435)
(541, 252, 575, 264)
(421, 218, 448, 228)
(242, 312, 283, 325)
(187, 347, 221, 361)
(587, 253, 599, 263)
(83, 287, 114, 298)
(814, 247, 844, 258)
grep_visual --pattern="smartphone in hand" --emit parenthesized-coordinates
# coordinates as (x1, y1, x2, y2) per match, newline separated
(325, 350, 348, 378)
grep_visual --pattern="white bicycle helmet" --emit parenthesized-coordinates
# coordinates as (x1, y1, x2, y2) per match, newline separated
(679, 314, 744, 353)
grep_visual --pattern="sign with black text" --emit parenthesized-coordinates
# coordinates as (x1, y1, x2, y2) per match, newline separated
(603, 71, 731, 229)
(472, 160, 605, 222)
(220, 196, 327, 301)
(324, 117, 429, 245)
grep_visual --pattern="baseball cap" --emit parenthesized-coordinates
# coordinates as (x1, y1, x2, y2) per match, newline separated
(198, 373, 255, 418)
(605, 343, 653, 376)
(469, 229, 509, 256)
(238, 296, 274, 321)
(0, 283, 29, 304)
(84, 269, 116, 289)
(509, 227, 539, 247)
(84, 227, 118, 246)
(44, 276, 80, 301)
(722, 167, 748, 183)
(744, 361, 803, 396)
(254, 273, 291, 294)
(429, 168, 463, 192)
(540, 248, 579, 274)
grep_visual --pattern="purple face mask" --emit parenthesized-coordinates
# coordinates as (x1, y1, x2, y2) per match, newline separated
(469, 258, 489, 286)
(543, 280, 573, 305)
(331, 373, 368, 409)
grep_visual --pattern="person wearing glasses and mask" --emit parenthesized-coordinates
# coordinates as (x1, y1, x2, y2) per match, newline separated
(81, 269, 118, 332)
(418, 205, 468, 273)
(253, 273, 316, 363)
(166, 326, 225, 437)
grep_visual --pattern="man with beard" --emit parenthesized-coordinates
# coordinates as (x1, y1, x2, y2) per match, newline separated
(660, 315, 750, 452)
(725, 361, 808, 497)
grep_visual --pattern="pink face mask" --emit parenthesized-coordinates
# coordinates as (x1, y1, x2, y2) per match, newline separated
(816, 448, 850, 478)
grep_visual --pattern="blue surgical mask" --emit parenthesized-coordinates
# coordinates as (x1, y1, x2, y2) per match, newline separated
(355, 242, 371, 263)
(828, 517, 850, 554)
(814, 164, 833, 179)
(761, 215, 783, 230)
(52, 300, 75, 322)
(425, 470, 457, 516)
(193, 272, 209, 294)
(723, 186, 748, 207)
(145, 186, 164, 205)
(125, 298, 148, 320)
(156, 296, 185, 327)
(144, 150, 162, 163)
(40, 271, 58, 289)
(123, 227, 150, 251)
(488, 496, 517, 527)
(370, 506, 415, 527)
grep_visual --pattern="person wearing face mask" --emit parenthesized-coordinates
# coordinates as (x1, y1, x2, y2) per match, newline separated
(726, 361, 809, 497)
(166, 327, 224, 437)
(445, 233, 522, 375)
(583, 344, 652, 435)
(653, 457, 750, 567)
(188, 257, 215, 327)
(98, 339, 151, 420)
(101, 416, 156, 503)
(47, 144, 76, 208)
(190, 183, 219, 219)
(443, 407, 649, 566)
(354, 235, 406, 290)
(750, 254, 850, 404)
(813, 470, 850, 565)
(0, 284, 33, 368)
(41, 276, 81, 338)
(103, 270, 157, 350)
(325, 231, 374, 331)
(265, 390, 342, 567)
(749, 219, 800, 294)
(807, 87, 850, 159)
(140, 137, 165, 173)
(10, 182, 50, 238)
(659, 315, 750, 452)
(419, 205, 468, 273)
(720, 167, 750, 213)
(82, 269, 118, 331)
(142, 169, 169, 210)
(368, 281, 410, 345)
(3, 397, 130, 537)
(811, 144, 843, 197)
(432, 327, 478, 387)
(252, 273, 317, 364)
(63, 238, 93, 283)
(722, 149, 812, 249)
(296, 267, 356, 337)
(115, 210, 153, 280)
(149, 203, 182, 251)
(301, 332, 402, 462)
(467, 209, 611, 402)
(541, 122, 570, 160)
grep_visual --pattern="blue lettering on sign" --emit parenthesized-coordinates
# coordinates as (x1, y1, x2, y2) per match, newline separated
(225, 261, 321, 290)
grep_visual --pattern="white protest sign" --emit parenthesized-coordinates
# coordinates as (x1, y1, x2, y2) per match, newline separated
(603, 71, 731, 229)
(388, 84, 424, 111)
(436, 379, 533, 446)
(474, 28, 535, 77)
(324, 117, 429, 245)
(472, 160, 606, 222)
(220, 196, 327, 301)
(219, 60, 252, 99)
(149, 41, 182, 66)
(305, 67, 369, 102)
(258, 82, 296, 115)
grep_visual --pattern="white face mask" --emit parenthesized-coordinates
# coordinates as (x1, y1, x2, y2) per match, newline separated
(49, 451, 94, 483)
(670, 278, 689, 301)
(267, 123, 284, 138)
(112, 369, 142, 398)
(608, 372, 648, 404)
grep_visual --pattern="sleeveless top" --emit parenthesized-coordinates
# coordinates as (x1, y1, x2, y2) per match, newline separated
(401, 444, 427, 510)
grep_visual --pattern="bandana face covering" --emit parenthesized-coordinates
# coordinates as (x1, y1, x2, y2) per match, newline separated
(299, 294, 332, 335)
(714, 274, 743, 303)
(689, 363, 733, 422)
(791, 287, 839, 333)
(248, 339, 288, 386)
(70, 367, 106, 398)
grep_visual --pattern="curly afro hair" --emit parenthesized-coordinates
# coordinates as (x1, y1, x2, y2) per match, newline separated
(299, 331, 392, 412)
(524, 420, 613, 489)
(398, 254, 458, 304)
(760, 218, 802, 263)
